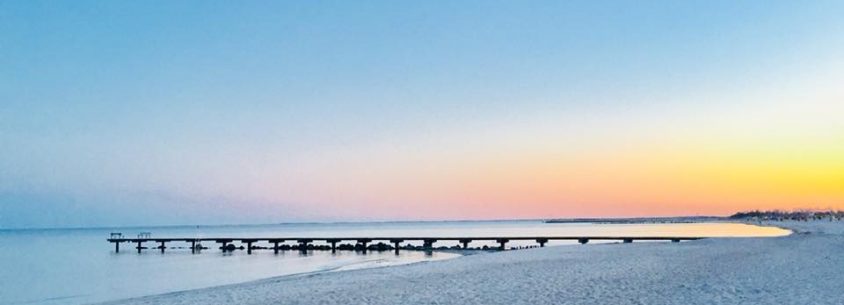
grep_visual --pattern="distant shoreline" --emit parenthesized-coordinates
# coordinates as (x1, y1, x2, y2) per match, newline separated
(544, 216, 724, 224)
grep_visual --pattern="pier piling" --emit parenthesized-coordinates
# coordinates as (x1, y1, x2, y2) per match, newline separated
(297, 239, 313, 253)
(496, 239, 509, 251)
(357, 239, 372, 253)
(459, 239, 472, 249)
(327, 239, 340, 253)
(243, 240, 256, 254)
(390, 239, 403, 254)
(270, 239, 283, 254)
(216, 240, 233, 252)
(423, 239, 437, 250)
(536, 238, 548, 247)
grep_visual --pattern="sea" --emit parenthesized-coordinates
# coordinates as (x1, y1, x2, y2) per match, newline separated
(0, 220, 789, 305)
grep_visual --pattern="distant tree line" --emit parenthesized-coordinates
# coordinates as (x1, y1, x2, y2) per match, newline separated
(729, 209, 844, 221)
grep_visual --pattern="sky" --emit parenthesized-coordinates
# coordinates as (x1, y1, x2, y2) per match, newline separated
(1, 1, 843, 228)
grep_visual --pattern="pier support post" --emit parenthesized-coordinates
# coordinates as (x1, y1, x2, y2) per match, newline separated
(623, 238, 633, 244)
(245, 241, 254, 254)
(191, 240, 197, 253)
(158, 241, 166, 253)
(327, 239, 339, 253)
(357, 239, 371, 253)
(241, 240, 258, 254)
(390, 239, 403, 255)
(536, 238, 548, 248)
(272, 240, 281, 254)
(297, 239, 312, 253)
(423, 239, 437, 251)
(114, 242, 120, 253)
(217, 240, 233, 252)
(497, 239, 509, 251)
(672, 239, 680, 243)
(459, 239, 471, 250)
(136, 241, 143, 253)
(578, 238, 589, 245)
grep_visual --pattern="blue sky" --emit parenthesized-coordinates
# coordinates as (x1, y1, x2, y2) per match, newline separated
(2, 1, 843, 228)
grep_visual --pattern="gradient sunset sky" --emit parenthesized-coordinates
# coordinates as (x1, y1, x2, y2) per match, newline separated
(2, 1, 843, 228)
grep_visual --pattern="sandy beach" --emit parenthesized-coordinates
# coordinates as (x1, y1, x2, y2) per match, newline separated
(101, 221, 844, 305)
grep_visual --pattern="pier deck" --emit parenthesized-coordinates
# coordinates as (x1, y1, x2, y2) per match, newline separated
(107, 236, 704, 253)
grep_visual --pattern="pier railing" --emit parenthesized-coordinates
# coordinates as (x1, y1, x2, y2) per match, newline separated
(107, 236, 703, 254)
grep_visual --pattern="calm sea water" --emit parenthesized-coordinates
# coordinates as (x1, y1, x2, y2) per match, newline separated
(0, 220, 789, 305)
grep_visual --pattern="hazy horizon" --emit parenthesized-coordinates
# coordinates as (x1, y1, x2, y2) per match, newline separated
(2, 214, 739, 230)
(2, 1, 843, 228)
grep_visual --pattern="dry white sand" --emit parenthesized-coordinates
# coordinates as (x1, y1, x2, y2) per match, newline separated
(103, 221, 844, 305)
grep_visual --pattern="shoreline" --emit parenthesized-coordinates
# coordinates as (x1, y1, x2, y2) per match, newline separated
(545, 216, 724, 224)
(96, 221, 826, 305)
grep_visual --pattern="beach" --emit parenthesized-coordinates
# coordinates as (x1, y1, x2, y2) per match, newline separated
(102, 221, 843, 305)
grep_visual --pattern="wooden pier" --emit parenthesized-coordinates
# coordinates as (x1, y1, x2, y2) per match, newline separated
(107, 236, 703, 254)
